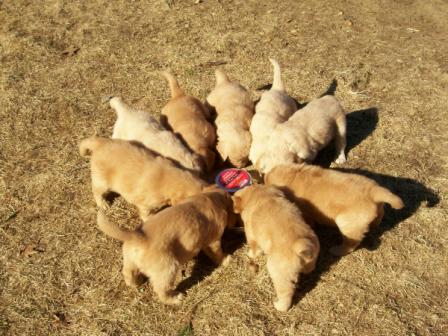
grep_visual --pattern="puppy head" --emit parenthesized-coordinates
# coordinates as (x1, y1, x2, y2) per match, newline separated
(203, 187, 237, 228)
(232, 184, 269, 214)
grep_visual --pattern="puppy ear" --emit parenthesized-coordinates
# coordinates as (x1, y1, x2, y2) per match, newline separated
(232, 195, 242, 214)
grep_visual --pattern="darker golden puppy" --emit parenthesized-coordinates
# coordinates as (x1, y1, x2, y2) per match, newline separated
(161, 72, 216, 172)
(265, 164, 404, 256)
(97, 187, 235, 305)
(79, 136, 208, 220)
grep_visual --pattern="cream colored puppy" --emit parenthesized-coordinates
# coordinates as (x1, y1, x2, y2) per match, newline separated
(97, 187, 235, 305)
(79, 137, 208, 220)
(265, 164, 404, 256)
(161, 72, 216, 172)
(206, 69, 254, 167)
(249, 59, 298, 169)
(233, 184, 319, 312)
(109, 97, 202, 174)
(257, 95, 347, 173)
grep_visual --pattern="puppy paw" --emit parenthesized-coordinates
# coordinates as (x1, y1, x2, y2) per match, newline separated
(221, 255, 232, 267)
(163, 292, 184, 305)
(248, 262, 259, 274)
(329, 245, 353, 256)
(335, 153, 347, 164)
(273, 300, 291, 312)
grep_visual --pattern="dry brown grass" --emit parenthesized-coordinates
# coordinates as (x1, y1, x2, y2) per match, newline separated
(1, 0, 447, 335)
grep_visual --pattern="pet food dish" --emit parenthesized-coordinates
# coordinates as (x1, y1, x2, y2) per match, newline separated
(215, 168, 252, 193)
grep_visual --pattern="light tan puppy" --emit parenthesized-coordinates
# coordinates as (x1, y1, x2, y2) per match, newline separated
(249, 59, 298, 169)
(258, 95, 347, 173)
(206, 69, 254, 167)
(265, 164, 404, 256)
(233, 184, 319, 312)
(109, 97, 202, 174)
(79, 136, 208, 220)
(97, 187, 235, 305)
(161, 72, 216, 172)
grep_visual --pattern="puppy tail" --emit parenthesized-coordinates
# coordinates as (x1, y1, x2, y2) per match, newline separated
(163, 71, 185, 98)
(97, 210, 143, 242)
(371, 186, 404, 209)
(215, 68, 230, 85)
(79, 136, 106, 157)
(269, 58, 285, 92)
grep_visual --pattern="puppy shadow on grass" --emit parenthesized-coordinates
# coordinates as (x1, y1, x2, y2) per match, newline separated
(176, 227, 246, 293)
(291, 170, 439, 307)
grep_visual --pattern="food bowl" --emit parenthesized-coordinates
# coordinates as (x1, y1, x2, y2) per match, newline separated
(215, 168, 252, 193)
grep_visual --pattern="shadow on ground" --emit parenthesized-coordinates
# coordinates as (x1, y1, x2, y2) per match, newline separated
(292, 169, 439, 306)
(176, 227, 246, 293)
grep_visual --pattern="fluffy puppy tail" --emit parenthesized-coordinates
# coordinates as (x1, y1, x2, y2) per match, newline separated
(163, 71, 185, 98)
(371, 186, 404, 209)
(97, 210, 143, 242)
(79, 136, 106, 157)
(269, 58, 285, 92)
(215, 68, 230, 85)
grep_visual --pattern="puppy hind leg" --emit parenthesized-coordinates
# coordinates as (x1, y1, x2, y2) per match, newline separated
(203, 240, 230, 266)
(122, 251, 142, 287)
(330, 212, 374, 256)
(92, 180, 110, 210)
(334, 116, 347, 164)
(247, 240, 262, 273)
(147, 263, 184, 305)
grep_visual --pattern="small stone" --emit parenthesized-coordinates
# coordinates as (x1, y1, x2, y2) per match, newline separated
(195, 0, 202, 3)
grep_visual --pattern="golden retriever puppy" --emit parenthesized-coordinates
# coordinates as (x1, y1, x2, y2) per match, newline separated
(233, 184, 319, 312)
(97, 187, 235, 305)
(249, 59, 298, 169)
(265, 164, 404, 256)
(161, 72, 216, 172)
(79, 136, 208, 220)
(257, 95, 347, 173)
(109, 97, 202, 174)
(206, 69, 254, 167)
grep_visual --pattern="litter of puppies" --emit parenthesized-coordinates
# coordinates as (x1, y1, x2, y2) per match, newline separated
(80, 59, 404, 311)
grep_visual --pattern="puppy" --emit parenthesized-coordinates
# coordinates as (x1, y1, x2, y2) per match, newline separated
(206, 69, 254, 167)
(258, 95, 347, 173)
(109, 97, 202, 174)
(265, 164, 404, 256)
(249, 59, 298, 169)
(97, 187, 235, 305)
(233, 184, 319, 312)
(79, 136, 208, 220)
(161, 72, 216, 172)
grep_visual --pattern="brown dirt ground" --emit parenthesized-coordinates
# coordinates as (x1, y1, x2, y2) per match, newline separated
(1, 0, 447, 335)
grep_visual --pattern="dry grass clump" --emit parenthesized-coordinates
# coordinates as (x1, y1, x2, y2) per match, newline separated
(1, 0, 447, 335)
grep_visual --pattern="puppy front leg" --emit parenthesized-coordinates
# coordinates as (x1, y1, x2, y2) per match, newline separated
(247, 240, 262, 273)
(203, 240, 231, 266)
(334, 116, 347, 164)
(267, 257, 296, 312)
